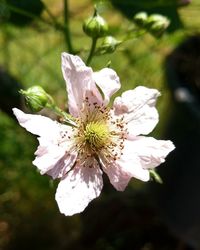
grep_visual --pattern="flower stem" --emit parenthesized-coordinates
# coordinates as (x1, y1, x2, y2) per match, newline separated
(122, 29, 147, 42)
(46, 102, 77, 127)
(86, 37, 97, 66)
(63, 0, 74, 54)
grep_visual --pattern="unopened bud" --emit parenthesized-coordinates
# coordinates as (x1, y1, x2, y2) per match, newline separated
(20, 86, 51, 112)
(99, 36, 121, 54)
(147, 14, 170, 37)
(83, 8, 108, 38)
(133, 12, 148, 28)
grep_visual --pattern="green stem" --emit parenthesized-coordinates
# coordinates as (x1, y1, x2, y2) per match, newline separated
(63, 0, 74, 53)
(46, 102, 77, 127)
(86, 37, 97, 66)
(122, 28, 147, 42)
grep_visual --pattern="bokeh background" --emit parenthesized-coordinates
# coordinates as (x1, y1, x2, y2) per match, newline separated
(1, 0, 200, 249)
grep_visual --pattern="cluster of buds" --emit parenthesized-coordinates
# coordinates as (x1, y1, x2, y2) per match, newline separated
(134, 12, 170, 37)
(83, 7, 121, 55)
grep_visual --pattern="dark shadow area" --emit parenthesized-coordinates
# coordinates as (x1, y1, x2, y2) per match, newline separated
(1, 177, 195, 250)
(1, 0, 44, 26)
(152, 34, 200, 250)
(0, 67, 23, 118)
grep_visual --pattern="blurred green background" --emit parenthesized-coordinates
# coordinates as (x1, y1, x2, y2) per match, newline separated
(0, 0, 199, 249)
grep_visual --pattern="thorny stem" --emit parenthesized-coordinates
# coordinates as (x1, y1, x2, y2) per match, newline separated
(63, 0, 74, 53)
(86, 37, 97, 66)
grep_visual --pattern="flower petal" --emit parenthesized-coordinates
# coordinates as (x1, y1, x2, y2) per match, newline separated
(13, 108, 61, 139)
(113, 86, 160, 135)
(102, 144, 150, 191)
(33, 138, 65, 175)
(46, 152, 77, 179)
(102, 135, 174, 189)
(93, 68, 121, 104)
(61, 53, 102, 117)
(33, 137, 77, 178)
(129, 136, 175, 169)
(102, 163, 134, 191)
(13, 108, 77, 178)
(55, 164, 103, 216)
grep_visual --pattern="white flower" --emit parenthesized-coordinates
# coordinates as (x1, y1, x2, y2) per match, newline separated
(13, 53, 175, 216)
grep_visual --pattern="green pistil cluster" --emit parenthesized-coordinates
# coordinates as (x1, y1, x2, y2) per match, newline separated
(84, 121, 110, 150)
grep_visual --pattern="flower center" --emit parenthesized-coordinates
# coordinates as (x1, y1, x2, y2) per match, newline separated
(84, 121, 109, 150)
(72, 98, 128, 167)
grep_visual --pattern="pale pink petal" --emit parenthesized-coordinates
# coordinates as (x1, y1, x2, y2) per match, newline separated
(13, 108, 61, 139)
(61, 53, 102, 117)
(103, 160, 149, 191)
(129, 136, 175, 169)
(13, 108, 77, 177)
(116, 152, 150, 182)
(102, 163, 134, 191)
(33, 142, 64, 175)
(46, 152, 77, 179)
(101, 144, 149, 191)
(113, 86, 160, 135)
(33, 137, 77, 178)
(93, 68, 121, 104)
(55, 164, 103, 216)
(101, 135, 174, 189)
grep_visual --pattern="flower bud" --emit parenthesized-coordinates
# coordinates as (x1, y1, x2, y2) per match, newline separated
(98, 36, 121, 54)
(83, 9, 108, 38)
(133, 12, 148, 28)
(20, 85, 51, 112)
(147, 14, 170, 37)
